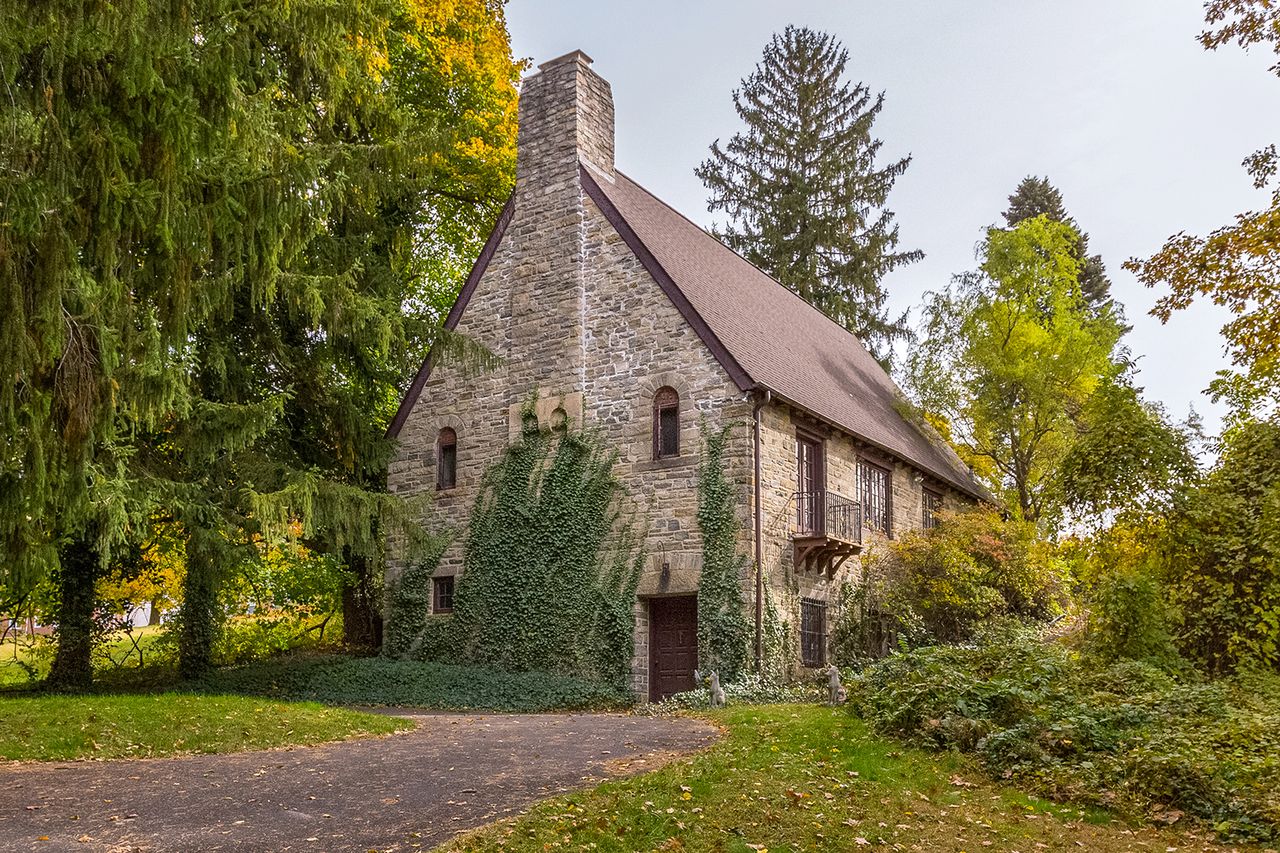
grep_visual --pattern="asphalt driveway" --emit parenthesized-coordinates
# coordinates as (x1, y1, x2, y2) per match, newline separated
(0, 711, 718, 852)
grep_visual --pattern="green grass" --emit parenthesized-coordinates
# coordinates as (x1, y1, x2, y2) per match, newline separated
(0, 693, 413, 761)
(0, 627, 171, 688)
(448, 704, 1262, 853)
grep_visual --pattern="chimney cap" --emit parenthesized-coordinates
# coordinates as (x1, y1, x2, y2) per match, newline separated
(537, 49, 593, 72)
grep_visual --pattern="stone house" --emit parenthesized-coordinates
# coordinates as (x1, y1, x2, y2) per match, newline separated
(386, 50, 986, 701)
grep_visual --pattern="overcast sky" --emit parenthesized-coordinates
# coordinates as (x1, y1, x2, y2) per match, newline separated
(505, 0, 1280, 437)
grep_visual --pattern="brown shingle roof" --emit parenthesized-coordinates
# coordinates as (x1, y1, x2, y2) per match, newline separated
(583, 165, 986, 501)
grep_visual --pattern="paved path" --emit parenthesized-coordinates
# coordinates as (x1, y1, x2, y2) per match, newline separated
(0, 712, 717, 852)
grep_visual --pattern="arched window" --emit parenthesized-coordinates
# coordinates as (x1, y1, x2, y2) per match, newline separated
(652, 387, 680, 459)
(436, 427, 457, 490)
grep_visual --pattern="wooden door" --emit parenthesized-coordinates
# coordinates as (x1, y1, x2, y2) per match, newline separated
(649, 595, 698, 702)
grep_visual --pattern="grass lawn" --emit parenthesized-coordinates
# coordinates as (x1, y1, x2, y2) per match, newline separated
(449, 704, 1267, 853)
(0, 693, 412, 761)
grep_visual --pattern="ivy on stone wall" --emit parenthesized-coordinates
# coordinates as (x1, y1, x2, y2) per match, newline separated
(383, 537, 448, 660)
(697, 424, 750, 682)
(759, 583, 792, 684)
(447, 425, 642, 688)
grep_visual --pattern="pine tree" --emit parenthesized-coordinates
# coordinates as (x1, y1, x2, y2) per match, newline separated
(696, 26, 922, 363)
(1003, 176, 1114, 310)
(1, 0, 425, 683)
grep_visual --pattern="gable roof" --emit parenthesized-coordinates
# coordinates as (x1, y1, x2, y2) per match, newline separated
(582, 165, 986, 501)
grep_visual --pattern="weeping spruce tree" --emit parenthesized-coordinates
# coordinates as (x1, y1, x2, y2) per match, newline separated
(1, 0, 518, 683)
(697, 26, 921, 365)
(0, 2, 360, 685)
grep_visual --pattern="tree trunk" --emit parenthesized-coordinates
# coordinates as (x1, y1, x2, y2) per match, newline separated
(147, 598, 162, 626)
(178, 533, 219, 679)
(48, 533, 100, 689)
(341, 548, 383, 651)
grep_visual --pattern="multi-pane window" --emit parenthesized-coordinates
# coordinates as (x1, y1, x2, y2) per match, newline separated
(800, 598, 827, 667)
(923, 489, 943, 531)
(432, 576, 455, 614)
(436, 427, 457, 490)
(653, 387, 680, 459)
(858, 459, 891, 534)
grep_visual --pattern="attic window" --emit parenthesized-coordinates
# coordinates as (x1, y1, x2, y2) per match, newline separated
(653, 387, 680, 459)
(437, 427, 457, 490)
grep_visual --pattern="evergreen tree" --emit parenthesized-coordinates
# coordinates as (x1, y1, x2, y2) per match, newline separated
(1003, 176, 1114, 311)
(696, 26, 922, 364)
(1, 0, 468, 683)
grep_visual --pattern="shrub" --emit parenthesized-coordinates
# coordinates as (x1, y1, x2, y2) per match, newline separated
(853, 631, 1280, 840)
(645, 673, 823, 714)
(832, 509, 1067, 662)
(189, 654, 631, 712)
(1160, 416, 1280, 674)
(1084, 567, 1181, 667)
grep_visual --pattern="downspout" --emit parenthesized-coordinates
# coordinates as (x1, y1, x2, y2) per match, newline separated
(752, 387, 772, 673)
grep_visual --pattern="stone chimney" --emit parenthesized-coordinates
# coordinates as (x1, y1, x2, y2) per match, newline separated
(504, 50, 614, 397)
(515, 49, 615, 198)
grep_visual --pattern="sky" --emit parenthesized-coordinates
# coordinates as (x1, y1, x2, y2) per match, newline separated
(505, 0, 1280, 437)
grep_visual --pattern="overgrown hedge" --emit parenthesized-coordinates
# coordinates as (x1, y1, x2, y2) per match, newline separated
(188, 654, 631, 712)
(853, 630, 1280, 840)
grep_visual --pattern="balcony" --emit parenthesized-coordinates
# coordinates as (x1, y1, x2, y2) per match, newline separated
(791, 490, 863, 576)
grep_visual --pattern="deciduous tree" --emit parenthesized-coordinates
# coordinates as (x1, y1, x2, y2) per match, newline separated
(907, 217, 1125, 524)
(1126, 0, 1280, 414)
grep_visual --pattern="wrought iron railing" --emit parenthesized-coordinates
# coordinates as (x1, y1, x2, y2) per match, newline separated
(793, 490, 863, 545)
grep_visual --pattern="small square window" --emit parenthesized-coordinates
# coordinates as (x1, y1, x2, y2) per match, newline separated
(432, 576, 454, 614)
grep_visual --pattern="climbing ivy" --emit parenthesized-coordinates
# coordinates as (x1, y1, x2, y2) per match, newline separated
(759, 583, 792, 685)
(445, 425, 643, 688)
(696, 425, 750, 682)
(382, 537, 449, 660)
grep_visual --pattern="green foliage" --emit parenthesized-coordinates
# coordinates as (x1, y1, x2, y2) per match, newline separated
(836, 508, 1067, 656)
(1058, 378, 1199, 524)
(696, 426, 750, 682)
(383, 540, 448, 660)
(758, 585, 792, 684)
(854, 632, 1280, 840)
(908, 217, 1127, 524)
(1083, 567, 1181, 668)
(0, 693, 408, 761)
(696, 26, 921, 363)
(395, 426, 642, 689)
(0, 0, 519, 682)
(1003, 176, 1114, 310)
(1160, 416, 1280, 673)
(191, 655, 629, 712)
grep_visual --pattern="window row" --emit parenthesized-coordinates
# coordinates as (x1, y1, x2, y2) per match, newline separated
(431, 387, 683, 493)
(797, 434, 945, 535)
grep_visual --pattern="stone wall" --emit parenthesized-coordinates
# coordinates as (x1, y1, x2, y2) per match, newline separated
(755, 400, 974, 675)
